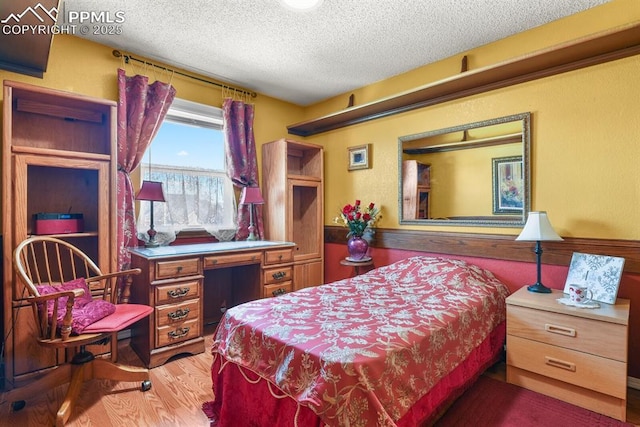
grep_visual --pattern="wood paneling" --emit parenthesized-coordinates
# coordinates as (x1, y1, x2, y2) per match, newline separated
(325, 226, 640, 274)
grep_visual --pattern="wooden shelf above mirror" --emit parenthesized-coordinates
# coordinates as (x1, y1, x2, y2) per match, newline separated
(287, 22, 640, 137)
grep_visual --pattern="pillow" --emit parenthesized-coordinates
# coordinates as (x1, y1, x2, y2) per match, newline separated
(35, 277, 116, 335)
(36, 277, 93, 310)
(68, 299, 116, 334)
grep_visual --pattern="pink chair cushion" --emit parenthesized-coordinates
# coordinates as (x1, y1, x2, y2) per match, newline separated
(67, 300, 116, 334)
(83, 304, 153, 333)
(35, 278, 152, 335)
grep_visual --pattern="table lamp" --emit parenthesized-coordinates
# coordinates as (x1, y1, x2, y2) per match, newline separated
(239, 186, 264, 241)
(136, 180, 166, 247)
(516, 211, 563, 293)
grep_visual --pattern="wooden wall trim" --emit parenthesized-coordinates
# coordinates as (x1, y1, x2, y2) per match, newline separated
(288, 22, 640, 137)
(325, 226, 640, 274)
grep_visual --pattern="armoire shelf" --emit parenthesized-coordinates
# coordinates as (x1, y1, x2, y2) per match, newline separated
(262, 138, 324, 291)
(2, 80, 117, 390)
(287, 21, 640, 137)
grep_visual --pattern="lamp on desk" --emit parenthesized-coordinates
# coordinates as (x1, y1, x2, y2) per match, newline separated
(136, 180, 166, 248)
(516, 211, 563, 293)
(239, 186, 264, 241)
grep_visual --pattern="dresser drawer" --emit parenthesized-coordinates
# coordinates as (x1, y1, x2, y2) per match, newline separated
(264, 248, 293, 265)
(156, 299, 200, 327)
(155, 279, 201, 305)
(156, 318, 200, 348)
(507, 335, 627, 399)
(155, 258, 200, 279)
(263, 281, 293, 298)
(204, 252, 261, 268)
(263, 266, 293, 285)
(507, 305, 627, 361)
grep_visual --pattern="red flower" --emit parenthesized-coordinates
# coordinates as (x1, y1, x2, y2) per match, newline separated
(334, 200, 381, 238)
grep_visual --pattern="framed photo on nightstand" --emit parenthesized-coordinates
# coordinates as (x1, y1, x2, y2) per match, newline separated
(563, 252, 625, 304)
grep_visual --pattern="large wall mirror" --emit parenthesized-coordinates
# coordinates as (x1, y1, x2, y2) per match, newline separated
(399, 112, 530, 227)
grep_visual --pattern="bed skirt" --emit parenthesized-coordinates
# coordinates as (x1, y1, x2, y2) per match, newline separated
(203, 321, 505, 427)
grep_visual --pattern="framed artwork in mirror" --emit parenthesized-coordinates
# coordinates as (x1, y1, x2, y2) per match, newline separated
(492, 156, 524, 214)
(348, 144, 370, 171)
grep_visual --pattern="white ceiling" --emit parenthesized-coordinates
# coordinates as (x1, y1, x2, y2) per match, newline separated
(65, 0, 610, 106)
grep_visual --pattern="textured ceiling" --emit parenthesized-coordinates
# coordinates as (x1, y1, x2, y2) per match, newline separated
(65, 0, 610, 106)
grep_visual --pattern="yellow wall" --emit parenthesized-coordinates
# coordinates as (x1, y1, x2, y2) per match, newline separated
(413, 143, 522, 218)
(0, 35, 303, 186)
(300, 0, 640, 240)
(1, 0, 639, 242)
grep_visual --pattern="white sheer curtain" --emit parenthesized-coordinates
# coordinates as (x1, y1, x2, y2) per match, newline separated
(136, 167, 237, 245)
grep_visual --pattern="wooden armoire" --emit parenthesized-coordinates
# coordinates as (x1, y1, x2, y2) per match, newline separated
(261, 139, 324, 290)
(1, 80, 117, 389)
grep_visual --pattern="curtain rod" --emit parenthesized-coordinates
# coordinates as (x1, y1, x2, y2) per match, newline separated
(112, 50, 257, 98)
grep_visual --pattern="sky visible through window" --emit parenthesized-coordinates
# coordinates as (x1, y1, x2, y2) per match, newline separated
(141, 121, 224, 172)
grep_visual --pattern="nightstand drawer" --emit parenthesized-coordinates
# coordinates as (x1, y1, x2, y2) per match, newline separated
(156, 299, 200, 327)
(507, 305, 626, 361)
(155, 280, 201, 305)
(263, 266, 293, 284)
(264, 281, 293, 298)
(507, 335, 627, 399)
(155, 258, 200, 279)
(204, 252, 261, 268)
(156, 318, 200, 347)
(264, 248, 293, 265)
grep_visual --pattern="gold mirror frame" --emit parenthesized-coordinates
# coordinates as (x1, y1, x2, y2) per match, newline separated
(398, 112, 531, 227)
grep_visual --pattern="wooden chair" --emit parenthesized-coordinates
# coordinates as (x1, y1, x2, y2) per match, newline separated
(5, 236, 153, 426)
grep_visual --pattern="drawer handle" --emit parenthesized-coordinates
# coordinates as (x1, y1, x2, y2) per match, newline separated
(278, 254, 283, 260)
(176, 266, 183, 272)
(168, 327, 190, 340)
(272, 271, 287, 280)
(211, 259, 218, 265)
(167, 287, 189, 298)
(272, 288, 287, 297)
(545, 323, 576, 337)
(167, 307, 190, 321)
(545, 356, 576, 372)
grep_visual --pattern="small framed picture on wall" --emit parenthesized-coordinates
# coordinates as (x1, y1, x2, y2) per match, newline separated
(348, 144, 371, 171)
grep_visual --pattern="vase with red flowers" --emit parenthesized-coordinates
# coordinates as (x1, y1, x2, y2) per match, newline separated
(334, 200, 381, 261)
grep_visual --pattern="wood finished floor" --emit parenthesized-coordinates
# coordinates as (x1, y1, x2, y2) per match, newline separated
(1, 330, 640, 426)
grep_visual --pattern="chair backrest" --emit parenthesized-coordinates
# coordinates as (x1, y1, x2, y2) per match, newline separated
(14, 236, 104, 299)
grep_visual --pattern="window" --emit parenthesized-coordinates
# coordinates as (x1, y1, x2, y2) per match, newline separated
(137, 98, 236, 244)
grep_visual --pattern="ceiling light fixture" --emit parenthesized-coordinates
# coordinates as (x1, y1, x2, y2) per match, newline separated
(280, 0, 323, 11)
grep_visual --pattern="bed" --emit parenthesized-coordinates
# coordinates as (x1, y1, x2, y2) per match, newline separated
(203, 256, 510, 426)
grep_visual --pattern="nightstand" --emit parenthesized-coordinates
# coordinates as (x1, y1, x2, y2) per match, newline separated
(340, 258, 374, 276)
(506, 286, 630, 421)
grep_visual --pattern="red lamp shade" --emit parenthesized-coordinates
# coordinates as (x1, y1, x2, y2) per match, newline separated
(239, 187, 264, 205)
(135, 181, 166, 202)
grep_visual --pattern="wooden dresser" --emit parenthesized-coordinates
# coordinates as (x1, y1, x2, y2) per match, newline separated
(128, 241, 295, 368)
(506, 286, 630, 421)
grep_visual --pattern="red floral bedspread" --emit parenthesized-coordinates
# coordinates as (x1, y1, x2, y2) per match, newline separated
(212, 256, 509, 426)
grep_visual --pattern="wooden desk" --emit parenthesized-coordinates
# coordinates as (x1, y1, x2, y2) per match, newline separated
(129, 241, 295, 368)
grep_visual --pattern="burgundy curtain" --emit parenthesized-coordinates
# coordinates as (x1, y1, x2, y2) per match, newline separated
(223, 98, 263, 241)
(116, 68, 176, 269)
